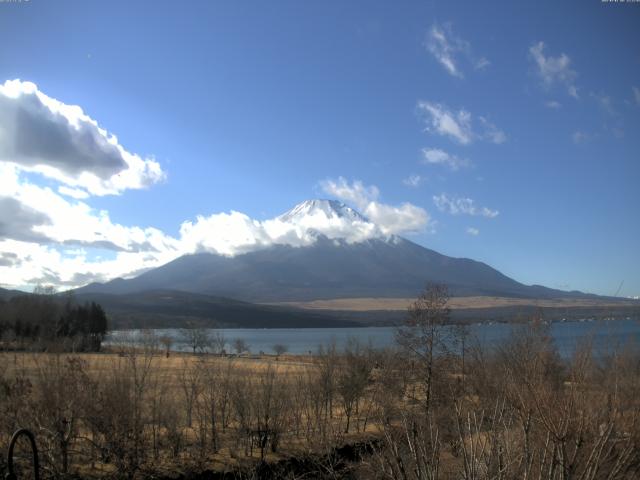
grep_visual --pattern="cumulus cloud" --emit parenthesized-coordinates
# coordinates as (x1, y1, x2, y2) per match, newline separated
(0, 80, 178, 288)
(58, 186, 90, 199)
(320, 177, 432, 235)
(0, 171, 433, 289)
(433, 194, 499, 218)
(0, 80, 437, 290)
(364, 202, 430, 236)
(0, 164, 176, 253)
(0, 196, 51, 243)
(529, 42, 578, 98)
(0, 162, 181, 288)
(317, 177, 378, 212)
(421, 148, 470, 171)
(425, 23, 488, 78)
(0, 252, 20, 267)
(0, 79, 165, 196)
(0, 239, 179, 288)
(417, 101, 506, 145)
(177, 206, 381, 258)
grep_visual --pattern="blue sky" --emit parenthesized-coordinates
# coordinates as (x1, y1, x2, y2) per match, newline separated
(0, 0, 638, 296)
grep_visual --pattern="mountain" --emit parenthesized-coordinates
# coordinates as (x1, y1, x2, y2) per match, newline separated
(72, 289, 360, 329)
(0, 287, 25, 300)
(76, 199, 599, 303)
(277, 199, 367, 224)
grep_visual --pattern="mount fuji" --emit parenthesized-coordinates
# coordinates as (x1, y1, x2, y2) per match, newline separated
(75, 199, 594, 303)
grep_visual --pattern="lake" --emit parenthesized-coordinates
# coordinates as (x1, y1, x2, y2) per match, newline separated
(106, 317, 640, 358)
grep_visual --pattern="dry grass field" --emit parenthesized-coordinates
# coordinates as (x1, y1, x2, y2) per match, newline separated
(270, 295, 639, 311)
(1, 316, 639, 479)
(0, 346, 383, 479)
(1, 350, 315, 384)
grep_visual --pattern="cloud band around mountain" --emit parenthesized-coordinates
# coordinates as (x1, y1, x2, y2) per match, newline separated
(0, 82, 432, 290)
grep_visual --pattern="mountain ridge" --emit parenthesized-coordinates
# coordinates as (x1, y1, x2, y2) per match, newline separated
(74, 234, 600, 302)
(73, 198, 611, 303)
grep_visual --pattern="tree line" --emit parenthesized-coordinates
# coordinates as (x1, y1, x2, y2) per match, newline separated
(0, 287, 108, 351)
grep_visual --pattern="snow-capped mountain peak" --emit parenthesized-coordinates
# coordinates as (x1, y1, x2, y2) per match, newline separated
(179, 199, 387, 258)
(277, 199, 368, 223)
(271, 199, 382, 245)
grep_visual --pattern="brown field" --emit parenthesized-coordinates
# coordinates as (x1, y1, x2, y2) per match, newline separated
(1, 350, 315, 379)
(269, 295, 639, 311)
(1, 319, 639, 479)
(0, 347, 382, 478)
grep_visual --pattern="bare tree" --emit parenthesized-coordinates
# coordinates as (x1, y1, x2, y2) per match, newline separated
(140, 329, 159, 354)
(181, 327, 211, 354)
(233, 338, 249, 355)
(30, 354, 85, 475)
(337, 339, 371, 433)
(272, 343, 288, 358)
(211, 331, 226, 355)
(397, 283, 450, 415)
(159, 335, 173, 358)
(178, 358, 201, 428)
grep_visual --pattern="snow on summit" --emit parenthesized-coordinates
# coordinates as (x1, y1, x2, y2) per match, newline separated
(178, 199, 389, 258)
(278, 199, 370, 223)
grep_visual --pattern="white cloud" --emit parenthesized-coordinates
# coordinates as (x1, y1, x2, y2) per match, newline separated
(545, 100, 562, 109)
(426, 24, 465, 78)
(402, 174, 423, 187)
(0, 79, 165, 196)
(425, 23, 488, 78)
(147, 179, 433, 260)
(320, 177, 432, 235)
(2, 165, 176, 253)
(418, 101, 474, 144)
(177, 206, 383, 257)
(317, 177, 378, 212)
(421, 148, 470, 171)
(58, 186, 90, 199)
(0, 80, 178, 288)
(0, 162, 180, 288)
(417, 101, 506, 145)
(529, 42, 578, 98)
(0, 239, 178, 288)
(433, 194, 499, 218)
(466, 227, 479, 236)
(0, 81, 438, 290)
(0, 171, 434, 289)
(633, 86, 640, 106)
(364, 202, 431, 236)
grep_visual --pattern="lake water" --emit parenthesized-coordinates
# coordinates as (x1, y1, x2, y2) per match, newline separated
(106, 318, 640, 358)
